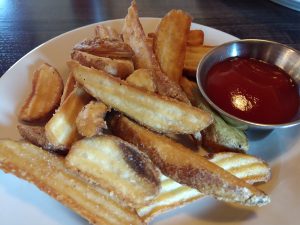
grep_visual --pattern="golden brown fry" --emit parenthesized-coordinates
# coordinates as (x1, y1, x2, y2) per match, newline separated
(60, 72, 76, 105)
(184, 45, 214, 77)
(73, 38, 134, 59)
(0, 139, 144, 225)
(126, 69, 157, 92)
(66, 135, 161, 208)
(154, 10, 192, 83)
(76, 101, 109, 137)
(45, 87, 92, 149)
(71, 50, 134, 79)
(109, 115, 270, 206)
(94, 25, 121, 41)
(122, 1, 159, 69)
(180, 77, 249, 152)
(122, 1, 190, 103)
(138, 152, 271, 221)
(17, 124, 66, 153)
(187, 30, 204, 46)
(68, 60, 213, 134)
(19, 63, 63, 122)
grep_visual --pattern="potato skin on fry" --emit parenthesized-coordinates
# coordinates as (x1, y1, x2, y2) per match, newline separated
(110, 115, 270, 207)
(66, 135, 161, 208)
(154, 10, 192, 83)
(76, 101, 109, 137)
(17, 124, 67, 153)
(19, 63, 63, 122)
(71, 50, 134, 79)
(68, 60, 213, 134)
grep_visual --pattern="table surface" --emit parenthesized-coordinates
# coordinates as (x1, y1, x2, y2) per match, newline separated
(0, 0, 300, 77)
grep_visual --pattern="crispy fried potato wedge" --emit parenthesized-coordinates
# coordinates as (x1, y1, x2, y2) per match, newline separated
(45, 87, 92, 149)
(122, 1, 159, 69)
(76, 101, 109, 137)
(17, 124, 66, 153)
(184, 45, 214, 77)
(19, 63, 63, 122)
(122, 1, 190, 103)
(66, 135, 161, 208)
(95, 25, 121, 41)
(68, 61, 213, 134)
(126, 69, 157, 92)
(187, 30, 204, 46)
(60, 72, 76, 105)
(109, 115, 270, 206)
(0, 139, 144, 225)
(154, 10, 192, 83)
(180, 77, 249, 152)
(71, 50, 134, 79)
(73, 38, 134, 59)
(138, 152, 271, 221)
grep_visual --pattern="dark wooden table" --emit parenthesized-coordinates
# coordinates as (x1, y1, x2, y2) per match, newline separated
(1, 0, 300, 77)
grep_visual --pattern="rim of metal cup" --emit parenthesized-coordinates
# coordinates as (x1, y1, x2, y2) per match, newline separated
(196, 39, 300, 130)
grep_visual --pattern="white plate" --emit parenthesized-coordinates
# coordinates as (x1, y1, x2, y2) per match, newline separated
(0, 18, 300, 225)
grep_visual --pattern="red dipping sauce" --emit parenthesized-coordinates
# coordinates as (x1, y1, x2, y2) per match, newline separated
(205, 57, 299, 124)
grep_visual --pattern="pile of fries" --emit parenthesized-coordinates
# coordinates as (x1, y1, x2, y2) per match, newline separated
(0, 1, 272, 225)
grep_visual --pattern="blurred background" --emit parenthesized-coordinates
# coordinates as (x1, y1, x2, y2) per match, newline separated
(0, 0, 299, 76)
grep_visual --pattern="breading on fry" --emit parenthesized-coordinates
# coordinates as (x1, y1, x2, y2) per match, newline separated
(184, 45, 214, 77)
(66, 135, 161, 208)
(138, 152, 271, 221)
(71, 50, 134, 79)
(73, 37, 134, 59)
(154, 10, 192, 83)
(0, 139, 144, 225)
(187, 30, 204, 46)
(68, 60, 213, 134)
(76, 101, 109, 137)
(180, 77, 249, 152)
(60, 72, 76, 105)
(17, 124, 66, 153)
(122, 1, 190, 103)
(126, 69, 157, 92)
(95, 25, 121, 41)
(109, 115, 270, 206)
(18, 63, 63, 122)
(45, 87, 92, 149)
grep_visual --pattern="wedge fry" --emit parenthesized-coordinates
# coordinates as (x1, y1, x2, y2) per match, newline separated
(122, 0, 159, 69)
(17, 124, 66, 153)
(0, 139, 144, 225)
(138, 152, 271, 221)
(184, 45, 214, 76)
(66, 135, 161, 208)
(19, 63, 63, 122)
(180, 77, 248, 152)
(154, 10, 192, 83)
(71, 50, 134, 79)
(109, 115, 270, 206)
(60, 72, 76, 105)
(73, 38, 134, 59)
(122, 1, 190, 103)
(76, 101, 109, 137)
(68, 60, 213, 134)
(95, 25, 121, 41)
(187, 30, 204, 46)
(45, 87, 92, 149)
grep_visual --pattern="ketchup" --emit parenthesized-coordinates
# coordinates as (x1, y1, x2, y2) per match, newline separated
(205, 57, 299, 124)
